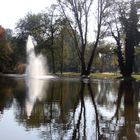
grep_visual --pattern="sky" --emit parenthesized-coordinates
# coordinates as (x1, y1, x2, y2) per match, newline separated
(0, 0, 55, 30)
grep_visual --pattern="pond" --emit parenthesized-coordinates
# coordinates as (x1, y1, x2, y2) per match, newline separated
(0, 76, 140, 140)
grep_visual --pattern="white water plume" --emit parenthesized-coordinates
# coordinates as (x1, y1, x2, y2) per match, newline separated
(25, 79, 48, 119)
(26, 35, 48, 78)
(25, 35, 55, 119)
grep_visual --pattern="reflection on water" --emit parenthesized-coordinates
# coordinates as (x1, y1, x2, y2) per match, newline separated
(96, 80, 119, 120)
(25, 78, 48, 118)
(0, 76, 140, 140)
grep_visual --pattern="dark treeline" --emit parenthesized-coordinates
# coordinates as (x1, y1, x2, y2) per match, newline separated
(0, 0, 140, 78)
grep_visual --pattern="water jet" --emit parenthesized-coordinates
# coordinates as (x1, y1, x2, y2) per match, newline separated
(26, 35, 54, 79)
(25, 35, 54, 118)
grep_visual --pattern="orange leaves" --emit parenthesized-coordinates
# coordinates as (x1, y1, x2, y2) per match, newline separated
(0, 25, 5, 40)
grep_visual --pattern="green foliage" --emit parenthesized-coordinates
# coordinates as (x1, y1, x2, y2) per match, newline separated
(15, 8, 81, 73)
(1, 0, 140, 75)
(16, 12, 45, 43)
(91, 42, 118, 72)
(108, 0, 140, 77)
(0, 26, 14, 72)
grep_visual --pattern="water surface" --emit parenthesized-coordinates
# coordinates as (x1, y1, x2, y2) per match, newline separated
(0, 76, 140, 140)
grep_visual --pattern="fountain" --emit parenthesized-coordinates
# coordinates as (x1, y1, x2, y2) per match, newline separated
(26, 35, 54, 79)
(25, 35, 54, 119)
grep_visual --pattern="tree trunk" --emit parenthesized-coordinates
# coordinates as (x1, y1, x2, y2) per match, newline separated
(60, 38, 64, 75)
(51, 48, 55, 74)
(51, 27, 55, 74)
(124, 34, 135, 78)
(80, 54, 87, 77)
(116, 44, 126, 77)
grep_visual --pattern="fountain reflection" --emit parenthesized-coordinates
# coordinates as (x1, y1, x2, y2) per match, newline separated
(23, 79, 140, 139)
(0, 77, 140, 140)
(25, 78, 48, 119)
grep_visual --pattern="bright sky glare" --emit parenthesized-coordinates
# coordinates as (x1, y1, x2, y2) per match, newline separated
(0, 0, 55, 30)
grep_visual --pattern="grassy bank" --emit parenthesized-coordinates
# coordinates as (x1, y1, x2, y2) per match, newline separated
(56, 72, 140, 80)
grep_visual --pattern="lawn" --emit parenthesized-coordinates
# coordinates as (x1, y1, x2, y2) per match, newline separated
(56, 72, 140, 80)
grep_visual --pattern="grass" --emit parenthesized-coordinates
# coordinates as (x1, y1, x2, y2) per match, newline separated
(132, 74, 140, 80)
(56, 72, 140, 81)
(91, 72, 120, 79)
(56, 72, 80, 77)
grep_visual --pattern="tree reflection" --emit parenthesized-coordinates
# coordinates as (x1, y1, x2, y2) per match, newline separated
(88, 82, 101, 139)
(71, 81, 103, 140)
(98, 80, 140, 140)
(115, 80, 140, 140)
(14, 79, 140, 139)
(0, 77, 24, 115)
(72, 82, 86, 140)
(0, 77, 140, 140)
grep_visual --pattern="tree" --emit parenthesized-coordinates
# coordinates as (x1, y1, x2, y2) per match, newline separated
(15, 12, 46, 66)
(134, 47, 140, 73)
(0, 26, 13, 72)
(16, 12, 45, 44)
(44, 5, 59, 74)
(93, 42, 118, 72)
(54, 18, 81, 73)
(57, 0, 111, 77)
(16, 9, 66, 74)
(108, 0, 140, 78)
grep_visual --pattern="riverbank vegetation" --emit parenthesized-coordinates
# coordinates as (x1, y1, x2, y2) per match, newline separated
(0, 0, 140, 80)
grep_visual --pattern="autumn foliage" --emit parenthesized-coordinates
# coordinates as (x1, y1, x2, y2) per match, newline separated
(0, 25, 5, 40)
(0, 25, 13, 72)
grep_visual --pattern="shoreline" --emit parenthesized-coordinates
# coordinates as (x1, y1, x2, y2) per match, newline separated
(0, 72, 140, 81)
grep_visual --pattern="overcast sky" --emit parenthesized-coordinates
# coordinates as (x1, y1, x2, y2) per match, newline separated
(0, 0, 55, 30)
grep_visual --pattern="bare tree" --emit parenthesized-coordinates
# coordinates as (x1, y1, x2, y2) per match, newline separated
(57, 0, 110, 77)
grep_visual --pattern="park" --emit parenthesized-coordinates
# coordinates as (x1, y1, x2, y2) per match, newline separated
(0, 0, 140, 140)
